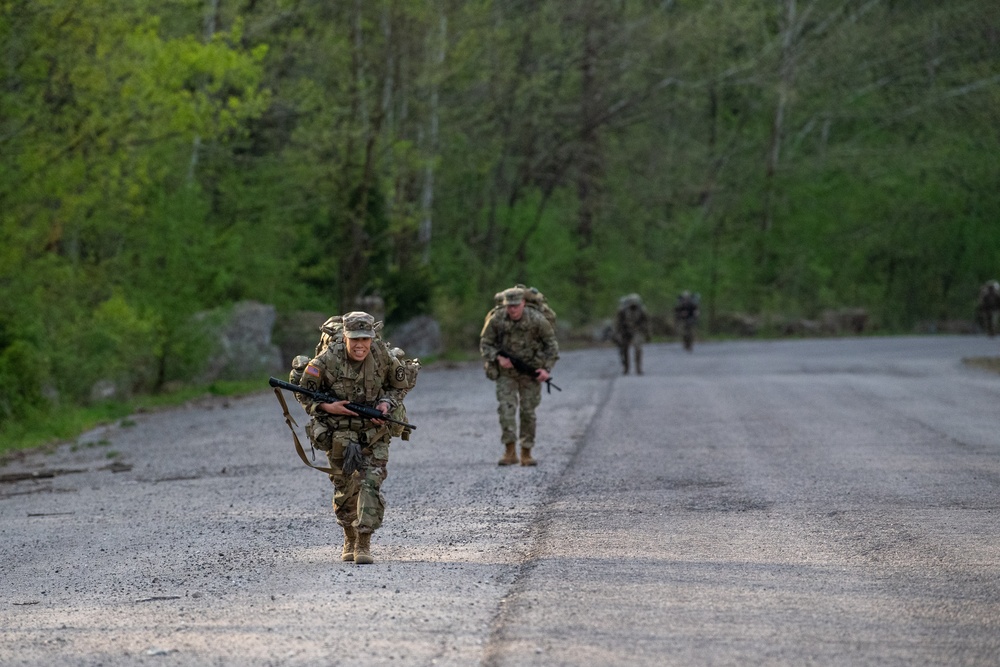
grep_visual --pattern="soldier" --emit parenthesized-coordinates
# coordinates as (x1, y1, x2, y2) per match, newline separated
(480, 287, 560, 467)
(297, 311, 416, 565)
(674, 291, 700, 352)
(612, 293, 652, 375)
(977, 280, 1000, 336)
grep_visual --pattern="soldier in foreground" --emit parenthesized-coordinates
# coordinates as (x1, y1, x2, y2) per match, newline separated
(480, 287, 560, 466)
(612, 293, 652, 375)
(295, 311, 417, 564)
(977, 280, 1000, 336)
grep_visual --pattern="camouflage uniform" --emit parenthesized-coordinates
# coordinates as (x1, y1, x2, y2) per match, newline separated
(612, 293, 651, 375)
(298, 312, 415, 562)
(674, 291, 700, 352)
(977, 280, 1000, 336)
(480, 288, 559, 466)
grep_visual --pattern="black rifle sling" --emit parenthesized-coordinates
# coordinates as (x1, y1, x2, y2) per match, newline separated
(272, 387, 337, 475)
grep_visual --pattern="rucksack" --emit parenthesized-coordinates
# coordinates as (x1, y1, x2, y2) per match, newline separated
(288, 315, 418, 395)
(521, 284, 557, 328)
(290, 315, 388, 379)
(481, 284, 557, 381)
(482, 284, 558, 330)
(618, 293, 643, 311)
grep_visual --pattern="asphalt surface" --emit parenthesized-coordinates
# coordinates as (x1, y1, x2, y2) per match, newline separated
(1, 336, 998, 666)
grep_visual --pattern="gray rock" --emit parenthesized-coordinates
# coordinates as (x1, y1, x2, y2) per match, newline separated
(89, 379, 118, 403)
(196, 301, 283, 383)
(386, 315, 442, 358)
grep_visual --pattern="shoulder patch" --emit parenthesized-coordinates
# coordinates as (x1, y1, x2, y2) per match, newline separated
(304, 364, 321, 377)
(395, 366, 406, 382)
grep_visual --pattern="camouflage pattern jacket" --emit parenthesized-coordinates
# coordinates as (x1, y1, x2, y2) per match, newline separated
(674, 298, 699, 323)
(480, 306, 559, 375)
(298, 338, 412, 424)
(979, 284, 1000, 310)
(614, 304, 651, 342)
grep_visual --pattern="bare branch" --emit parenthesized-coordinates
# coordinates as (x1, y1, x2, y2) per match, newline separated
(898, 75, 1000, 118)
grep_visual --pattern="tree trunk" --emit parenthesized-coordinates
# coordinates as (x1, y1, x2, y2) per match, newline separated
(574, 6, 604, 323)
(338, 0, 371, 312)
(186, 0, 219, 183)
(420, 11, 446, 264)
(762, 0, 796, 233)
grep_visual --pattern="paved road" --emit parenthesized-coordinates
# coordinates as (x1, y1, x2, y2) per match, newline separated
(1, 336, 998, 666)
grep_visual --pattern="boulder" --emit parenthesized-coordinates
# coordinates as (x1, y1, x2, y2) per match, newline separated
(196, 301, 283, 383)
(820, 308, 869, 335)
(273, 310, 328, 365)
(713, 312, 759, 337)
(386, 315, 443, 358)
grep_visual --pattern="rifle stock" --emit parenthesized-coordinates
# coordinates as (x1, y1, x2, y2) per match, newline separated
(268, 377, 416, 430)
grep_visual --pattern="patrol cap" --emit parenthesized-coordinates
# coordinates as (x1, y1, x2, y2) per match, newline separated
(342, 311, 376, 338)
(501, 287, 525, 306)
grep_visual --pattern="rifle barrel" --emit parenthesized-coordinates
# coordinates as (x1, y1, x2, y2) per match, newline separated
(268, 377, 415, 430)
(497, 353, 561, 392)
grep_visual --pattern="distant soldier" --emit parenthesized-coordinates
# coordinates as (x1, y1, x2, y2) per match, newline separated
(674, 291, 700, 352)
(480, 287, 560, 467)
(977, 280, 1000, 336)
(612, 293, 651, 375)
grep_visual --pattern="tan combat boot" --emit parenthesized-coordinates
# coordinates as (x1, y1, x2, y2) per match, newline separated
(498, 442, 518, 466)
(520, 447, 537, 467)
(341, 525, 357, 562)
(354, 531, 374, 564)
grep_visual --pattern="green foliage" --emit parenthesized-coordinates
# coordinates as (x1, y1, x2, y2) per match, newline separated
(0, 0, 269, 433)
(2, 0, 999, 447)
(0, 340, 45, 427)
(76, 292, 160, 400)
(0, 377, 262, 456)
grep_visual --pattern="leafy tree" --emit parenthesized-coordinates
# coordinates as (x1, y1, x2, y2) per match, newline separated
(0, 0, 267, 416)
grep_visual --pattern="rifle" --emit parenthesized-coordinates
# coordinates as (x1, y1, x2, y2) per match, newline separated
(496, 351, 562, 393)
(268, 377, 416, 430)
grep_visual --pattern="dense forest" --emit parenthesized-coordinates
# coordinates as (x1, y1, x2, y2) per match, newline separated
(1, 0, 998, 435)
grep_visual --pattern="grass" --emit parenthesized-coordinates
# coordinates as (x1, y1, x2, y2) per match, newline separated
(962, 356, 1000, 375)
(0, 379, 264, 458)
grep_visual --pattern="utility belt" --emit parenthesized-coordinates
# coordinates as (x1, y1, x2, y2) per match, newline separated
(318, 415, 389, 446)
(321, 416, 369, 435)
(271, 389, 389, 476)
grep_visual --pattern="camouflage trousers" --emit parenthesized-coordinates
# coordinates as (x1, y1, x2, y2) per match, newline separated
(679, 319, 696, 351)
(324, 430, 390, 533)
(978, 307, 999, 336)
(617, 337, 644, 373)
(495, 372, 542, 449)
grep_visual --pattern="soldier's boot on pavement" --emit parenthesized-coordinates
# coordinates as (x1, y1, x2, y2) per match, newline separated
(622, 353, 629, 375)
(520, 447, 537, 467)
(354, 531, 374, 565)
(341, 525, 357, 562)
(498, 442, 518, 466)
(635, 349, 643, 375)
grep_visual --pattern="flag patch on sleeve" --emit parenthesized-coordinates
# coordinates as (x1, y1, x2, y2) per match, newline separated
(305, 364, 321, 377)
